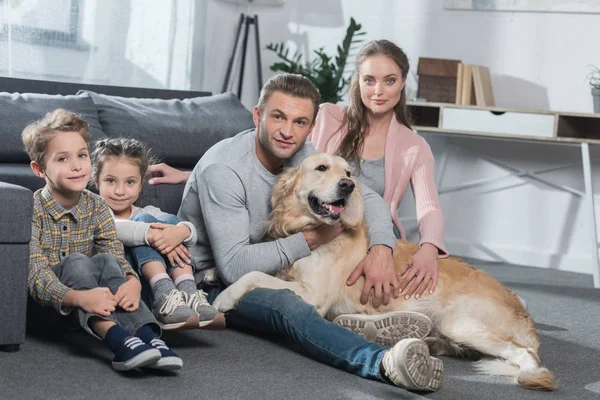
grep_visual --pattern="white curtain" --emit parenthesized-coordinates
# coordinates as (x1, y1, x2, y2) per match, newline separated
(0, 0, 207, 90)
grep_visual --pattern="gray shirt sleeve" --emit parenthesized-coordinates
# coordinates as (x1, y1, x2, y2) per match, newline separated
(198, 164, 311, 285)
(359, 182, 397, 251)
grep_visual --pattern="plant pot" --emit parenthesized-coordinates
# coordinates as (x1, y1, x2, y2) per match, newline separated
(592, 88, 600, 113)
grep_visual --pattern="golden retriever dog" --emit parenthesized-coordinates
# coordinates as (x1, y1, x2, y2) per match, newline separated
(212, 153, 557, 391)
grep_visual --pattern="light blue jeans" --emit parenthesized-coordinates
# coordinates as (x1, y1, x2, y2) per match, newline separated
(200, 282, 388, 382)
(124, 212, 188, 306)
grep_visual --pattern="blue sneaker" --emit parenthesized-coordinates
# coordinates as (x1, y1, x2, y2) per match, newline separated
(112, 336, 161, 371)
(146, 337, 183, 370)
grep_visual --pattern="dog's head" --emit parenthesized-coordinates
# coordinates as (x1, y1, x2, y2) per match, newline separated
(267, 153, 364, 238)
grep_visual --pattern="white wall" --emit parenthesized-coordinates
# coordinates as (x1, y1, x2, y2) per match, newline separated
(203, 0, 600, 278)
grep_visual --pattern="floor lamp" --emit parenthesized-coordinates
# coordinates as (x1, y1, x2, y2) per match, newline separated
(221, 12, 263, 98)
(219, 0, 284, 98)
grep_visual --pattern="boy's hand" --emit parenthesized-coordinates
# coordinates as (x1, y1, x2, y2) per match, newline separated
(166, 244, 193, 268)
(77, 287, 116, 317)
(115, 276, 141, 312)
(149, 223, 190, 254)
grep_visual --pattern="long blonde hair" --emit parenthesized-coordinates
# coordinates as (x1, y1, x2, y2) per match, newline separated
(336, 40, 412, 167)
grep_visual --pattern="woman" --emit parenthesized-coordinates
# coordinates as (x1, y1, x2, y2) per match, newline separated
(310, 40, 447, 299)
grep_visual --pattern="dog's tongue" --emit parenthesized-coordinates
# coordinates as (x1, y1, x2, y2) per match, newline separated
(328, 203, 344, 214)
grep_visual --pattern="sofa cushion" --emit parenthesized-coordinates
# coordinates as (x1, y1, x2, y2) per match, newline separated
(0, 164, 45, 193)
(0, 92, 106, 163)
(0, 181, 33, 244)
(80, 91, 255, 168)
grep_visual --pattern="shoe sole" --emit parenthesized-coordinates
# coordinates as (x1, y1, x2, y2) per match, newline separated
(112, 349, 162, 371)
(199, 313, 226, 330)
(332, 311, 433, 347)
(396, 340, 444, 391)
(148, 356, 183, 371)
(159, 315, 200, 331)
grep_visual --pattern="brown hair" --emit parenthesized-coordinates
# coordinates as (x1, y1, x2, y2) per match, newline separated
(336, 40, 412, 167)
(257, 73, 321, 122)
(91, 138, 156, 183)
(21, 108, 91, 167)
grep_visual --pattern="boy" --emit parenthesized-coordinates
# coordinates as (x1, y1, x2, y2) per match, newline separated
(22, 109, 182, 372)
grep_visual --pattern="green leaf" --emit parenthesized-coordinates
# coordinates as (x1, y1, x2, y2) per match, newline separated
(265, 18, 365, 104)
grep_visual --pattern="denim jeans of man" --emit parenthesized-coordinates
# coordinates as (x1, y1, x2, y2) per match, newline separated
(199, 281, 388, 382)
(51, 253, 157, 339)
(125, 212, 187, 306)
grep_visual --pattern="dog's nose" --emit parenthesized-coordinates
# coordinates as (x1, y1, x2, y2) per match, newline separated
(338, 178, 355, 193)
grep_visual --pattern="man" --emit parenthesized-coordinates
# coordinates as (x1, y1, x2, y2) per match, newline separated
(148, 74, 443, 391)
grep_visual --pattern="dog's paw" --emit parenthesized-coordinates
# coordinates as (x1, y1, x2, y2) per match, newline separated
(212, 293, 237, 312)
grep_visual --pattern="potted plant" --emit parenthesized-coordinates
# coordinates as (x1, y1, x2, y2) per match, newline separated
(266, 18, 365, 104)
(589, 65, 600, 113)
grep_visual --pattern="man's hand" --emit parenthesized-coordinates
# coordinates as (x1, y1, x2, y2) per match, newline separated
(114, 276, 141, 312)
(166, 244, 193, 268)
(398, 243, 439, 299)
(347, 245, 400, 307)
(149, 223, 190, 254)
(302, 222, 343, 251)
(76, 287, 117, 317)
(146, 163, 191, 185)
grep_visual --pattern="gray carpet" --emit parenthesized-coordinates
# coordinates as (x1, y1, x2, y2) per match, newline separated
(1, 260, 599, 400)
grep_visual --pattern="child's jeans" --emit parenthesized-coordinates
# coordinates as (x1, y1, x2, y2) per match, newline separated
(28, 253, 159, 340)
(124, 212, 193, 307)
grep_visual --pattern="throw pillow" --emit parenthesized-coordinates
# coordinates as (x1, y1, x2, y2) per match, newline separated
(80, 91, 254, 168)
(0, 92, 106, 163)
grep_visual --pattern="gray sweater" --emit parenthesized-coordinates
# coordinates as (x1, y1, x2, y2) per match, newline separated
(178, 129, 396, 285)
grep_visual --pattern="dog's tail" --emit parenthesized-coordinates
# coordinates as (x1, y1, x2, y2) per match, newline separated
(474, 359, 558, 391)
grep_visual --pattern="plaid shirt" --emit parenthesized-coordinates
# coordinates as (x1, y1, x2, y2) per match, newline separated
(29, 187, 136, 313)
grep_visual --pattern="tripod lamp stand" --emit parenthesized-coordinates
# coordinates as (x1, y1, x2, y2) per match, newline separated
(221, 13, 263, 99)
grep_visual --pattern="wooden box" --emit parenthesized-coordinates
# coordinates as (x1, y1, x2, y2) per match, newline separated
(417, 57, 461, 103)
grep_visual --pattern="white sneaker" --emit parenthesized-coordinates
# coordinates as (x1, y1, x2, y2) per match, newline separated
(332, 311, 433, 347)
(382, 338, 444, 392)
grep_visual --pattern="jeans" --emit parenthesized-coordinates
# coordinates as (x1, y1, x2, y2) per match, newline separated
(125, 212, 188, 307)
(200, 282, 387, 382)
(52, 253, 158, 339)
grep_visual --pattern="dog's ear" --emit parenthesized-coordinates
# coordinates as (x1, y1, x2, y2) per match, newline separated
(271, 166, 299, 210)
(341, 181, 363, 229)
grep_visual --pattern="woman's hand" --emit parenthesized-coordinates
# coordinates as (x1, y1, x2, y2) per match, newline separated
(399, 243, 439, 299)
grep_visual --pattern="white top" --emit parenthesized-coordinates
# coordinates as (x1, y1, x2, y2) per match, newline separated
(111, 205, 197, 247)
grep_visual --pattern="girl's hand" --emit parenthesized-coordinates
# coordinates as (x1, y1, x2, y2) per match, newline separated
(114, 276, 141, 312)
(149, 223, 190, 254)
(398, 243, 439, 299)
(166, 244, 193, 268)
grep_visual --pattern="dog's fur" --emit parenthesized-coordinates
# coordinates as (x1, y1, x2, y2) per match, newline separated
(212, 153, 557, 391)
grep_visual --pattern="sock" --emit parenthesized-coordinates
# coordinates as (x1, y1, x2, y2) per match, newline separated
(174, 274, 196, 296)
(149, 272, 170, 288)
(135, 324, 158, 344)
(151, 276, 177, 304)
(105, 324, 131, 353)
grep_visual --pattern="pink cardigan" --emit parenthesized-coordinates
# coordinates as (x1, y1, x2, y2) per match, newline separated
(310, 103, 447, 256)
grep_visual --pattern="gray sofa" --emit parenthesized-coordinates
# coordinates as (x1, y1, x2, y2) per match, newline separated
(0, 76, 254, 351)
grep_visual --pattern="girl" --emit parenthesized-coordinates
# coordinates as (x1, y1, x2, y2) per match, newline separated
(92, 138, 222, 330)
